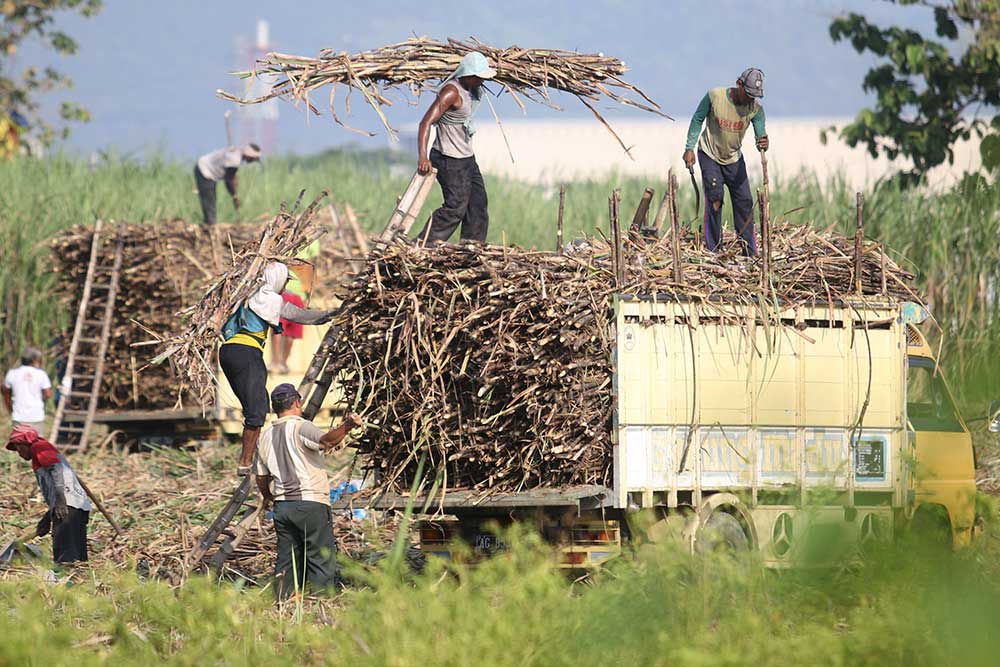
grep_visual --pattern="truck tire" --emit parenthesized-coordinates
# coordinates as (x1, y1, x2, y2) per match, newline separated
(696, 511, 750, 555)
(908, 505, 952, 550)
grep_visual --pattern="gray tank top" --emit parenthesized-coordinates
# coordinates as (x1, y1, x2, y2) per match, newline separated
(432, 82, 475, 159)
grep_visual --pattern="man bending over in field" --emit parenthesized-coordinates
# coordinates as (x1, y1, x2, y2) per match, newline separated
(7, 425, 92, 563)
(255, 383, 362, 599)
(683, 67, 769, 256)
(193, 143, 261, 225)
(415, 52, 497, 244)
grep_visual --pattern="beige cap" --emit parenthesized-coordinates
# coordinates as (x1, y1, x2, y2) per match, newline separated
(243, 142, 262, 159)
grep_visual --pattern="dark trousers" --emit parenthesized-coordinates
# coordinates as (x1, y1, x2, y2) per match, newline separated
(53, 507, 89, 563)
(194, 165, 217, 226)
(219, 343, 268, 428)
(273, 500, 338, 599)
(698, 150, 756, 256)
(418, 149, 489, 243)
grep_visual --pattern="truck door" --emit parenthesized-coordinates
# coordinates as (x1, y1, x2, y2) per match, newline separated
(905, 357, 976, 544)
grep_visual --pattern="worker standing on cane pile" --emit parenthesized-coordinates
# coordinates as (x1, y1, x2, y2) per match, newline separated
(3, 347, 52, 433)
(255, 383, 362, 599)
(6, 425, 92, 563)
(682, 68, 769, 256)
(193, 143, 261, 226)
(221, 262, 334, 476)
(415, 52, 497, 244)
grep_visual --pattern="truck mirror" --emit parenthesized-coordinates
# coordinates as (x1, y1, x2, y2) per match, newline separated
(989, 401, 1000, 433)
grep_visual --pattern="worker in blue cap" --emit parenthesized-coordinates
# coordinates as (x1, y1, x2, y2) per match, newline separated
(415, 51, 498, 244)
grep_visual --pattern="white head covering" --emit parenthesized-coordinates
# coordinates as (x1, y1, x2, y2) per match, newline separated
(247, 261, 288, 327)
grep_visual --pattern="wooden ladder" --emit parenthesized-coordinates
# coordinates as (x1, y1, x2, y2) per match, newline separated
(188, 169, 437, 572)
(50, 220, 124, 451)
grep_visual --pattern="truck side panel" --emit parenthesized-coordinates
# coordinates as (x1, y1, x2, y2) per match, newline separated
(613, 299, 905, 511)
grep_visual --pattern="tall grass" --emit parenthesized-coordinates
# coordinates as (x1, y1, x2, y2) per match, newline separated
(1, 151, 997, 409)
(1, 531, 999, 665)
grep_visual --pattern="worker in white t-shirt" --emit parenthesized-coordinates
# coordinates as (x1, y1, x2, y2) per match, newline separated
(2, 347, 53, 432)
(193, 143, 261, 225)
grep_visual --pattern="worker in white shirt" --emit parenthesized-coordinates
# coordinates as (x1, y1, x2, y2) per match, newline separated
(194, 143, 261, 225)
(2, 347, 53, 433)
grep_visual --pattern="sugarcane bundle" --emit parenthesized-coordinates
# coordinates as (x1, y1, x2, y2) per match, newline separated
(149, 192, 329, 407)
(324, 223, 918, 494)
(50, 206, 369, 411)
(219, 37, 668, 153)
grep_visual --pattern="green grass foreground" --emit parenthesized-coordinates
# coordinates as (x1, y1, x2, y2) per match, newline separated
(2, 530, 1000, 666)
(1, 149, 998, 407)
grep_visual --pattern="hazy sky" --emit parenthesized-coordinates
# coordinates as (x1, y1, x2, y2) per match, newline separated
(11, 0, 936, 159)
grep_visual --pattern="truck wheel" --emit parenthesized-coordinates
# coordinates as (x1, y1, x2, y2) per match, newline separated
(908, 505, 952, 550)
(696, 511, 750, 555)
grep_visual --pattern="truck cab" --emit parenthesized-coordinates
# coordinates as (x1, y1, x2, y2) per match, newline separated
(904, 326, 977, 546)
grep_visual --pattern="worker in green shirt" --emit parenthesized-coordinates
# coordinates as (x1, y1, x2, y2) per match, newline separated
(682, 68, 768, 256)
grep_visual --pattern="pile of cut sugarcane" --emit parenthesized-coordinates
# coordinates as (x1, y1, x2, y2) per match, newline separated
(150, 193, 329, 408)
(220, 37, 668, 152)
(51, 200, 367, 411)
(324, 222, 918, 494)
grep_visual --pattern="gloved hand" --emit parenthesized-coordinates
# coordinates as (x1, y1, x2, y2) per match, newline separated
(756, 135, 769, 151)
(36, 511, 52, 537)
(317, 309, 337, 325)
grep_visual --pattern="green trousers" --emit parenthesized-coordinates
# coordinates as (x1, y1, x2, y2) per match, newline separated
(272, 500, 338, 599)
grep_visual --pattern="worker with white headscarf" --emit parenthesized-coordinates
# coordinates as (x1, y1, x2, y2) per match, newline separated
(415, 51, 497, 244)
(220, 261, 334, 476)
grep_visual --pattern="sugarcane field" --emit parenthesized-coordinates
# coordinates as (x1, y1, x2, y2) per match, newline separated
(3, 3, 1000, 666)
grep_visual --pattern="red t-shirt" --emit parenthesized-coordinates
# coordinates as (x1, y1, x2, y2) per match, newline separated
(29, 440, 61, 471)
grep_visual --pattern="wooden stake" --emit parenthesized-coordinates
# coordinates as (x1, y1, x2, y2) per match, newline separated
(556, 185, 566, 253)
(758, 190, 769, 288)
(651, 188, 671, 237)
(855, 192, 864, 294)
(610, 189, 623, 287)
(880, 244, 888, 296)
(630, 187, 655, 235)
(758, 148, 772, 276)
(668, 171, 682, 284)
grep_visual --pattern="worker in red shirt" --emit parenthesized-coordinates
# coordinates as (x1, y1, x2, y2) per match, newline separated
(6, 425, 92, 563)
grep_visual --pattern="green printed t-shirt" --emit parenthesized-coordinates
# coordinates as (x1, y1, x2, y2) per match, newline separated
(285, 239, 320, 299)
(686, 87, 765, 165)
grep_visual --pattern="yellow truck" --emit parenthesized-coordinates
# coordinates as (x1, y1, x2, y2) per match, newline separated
(409, 296, 982, 567)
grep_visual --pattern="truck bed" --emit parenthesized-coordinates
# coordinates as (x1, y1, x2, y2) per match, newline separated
(331, 484, 612, 513)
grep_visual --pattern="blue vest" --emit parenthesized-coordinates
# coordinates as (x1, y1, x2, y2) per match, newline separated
(222, 302, 282, 341)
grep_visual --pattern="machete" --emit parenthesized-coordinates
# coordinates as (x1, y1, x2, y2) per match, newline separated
(687, 164, 701, 222)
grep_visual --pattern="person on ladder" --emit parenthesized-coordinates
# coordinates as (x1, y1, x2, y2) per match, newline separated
(682, 67, 769, 257)
(415, 52, 497, 244)
(221, 262, 334, 476)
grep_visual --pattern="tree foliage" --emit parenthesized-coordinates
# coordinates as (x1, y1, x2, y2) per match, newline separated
(0, 0, 101, 149)
(829, 0, 1000, 181)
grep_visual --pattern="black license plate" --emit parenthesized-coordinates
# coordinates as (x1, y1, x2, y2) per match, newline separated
(474, 534, 508, 554)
